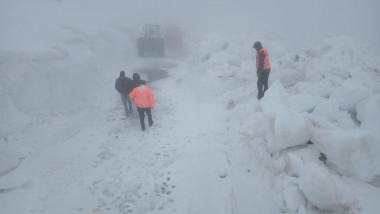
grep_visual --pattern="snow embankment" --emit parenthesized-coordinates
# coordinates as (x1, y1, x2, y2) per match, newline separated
(188, 33, 380, 213)
(0, 25, 138, 196)
(0, 25, 136, 136)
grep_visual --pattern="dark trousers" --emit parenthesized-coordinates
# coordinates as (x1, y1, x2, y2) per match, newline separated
(120, 94, 133, 114)
(257, 69, 270, 99)
(137, 107, 153, 130)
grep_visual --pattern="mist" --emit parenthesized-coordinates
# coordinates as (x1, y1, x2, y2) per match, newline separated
(1, 1, 380, 213)
(1, 0, 379, 51)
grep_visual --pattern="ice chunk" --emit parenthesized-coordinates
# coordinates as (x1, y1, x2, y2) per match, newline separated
(282, 184, 306, 212)
(289, 94, 319, 113)
(356, 94, 380, 134)
(261, 81, 312, 151)
(274, 112, 312, 151)
(311, 128, 378, 182)
(330, 80, 371, 112)
(312, 99, 355, 128)
(298, 163, 344, 212)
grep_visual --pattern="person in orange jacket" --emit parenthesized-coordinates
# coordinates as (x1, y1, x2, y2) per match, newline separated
(253, 41, 271, 100)
(129, 73, 155, 131)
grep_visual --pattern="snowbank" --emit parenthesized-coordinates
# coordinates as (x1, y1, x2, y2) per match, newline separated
(312, 99, 356, 129)
(356, 94, 380, 136)
(1, 19, 380, 213)
(298, 163, 358, 212)
(330, 79, 371, 112)
(190, 33, 380, 213)
(0, 25, 137, 138)
(0, 85, 30, 136)
(261, 81, 313, 151)
(311, 127, 377, 181)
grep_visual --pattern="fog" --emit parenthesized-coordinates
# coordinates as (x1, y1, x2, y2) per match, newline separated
(1, 0, 379, 51)
(1, 1, 380, 213)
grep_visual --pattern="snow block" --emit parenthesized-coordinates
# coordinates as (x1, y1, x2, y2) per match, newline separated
(311, 128, 378, 182)
(289, 94, 318, 113)
(282, 184, 306, 213)
(0, 154, 21, 177)
(0, 86, 29, 136)
(294, 80, 332, 98)
(195, 33, 228, 60)
(298, 163, 340, 212)
(298, 163, 356, 212)
(261, 81, 313, 151)
(261, 81, 291, 111)
(330, 80, 371, 112)
(274, 112, 312, 151)
(356, 95, 380, 182)
(312, 99, 355, 129)
(285, 153, 304, 177)
(229, 104, 266, 141)
(356, 94, 380, 134)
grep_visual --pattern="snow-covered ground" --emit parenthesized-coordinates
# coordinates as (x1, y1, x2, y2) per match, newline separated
(1, 1, 380, 214)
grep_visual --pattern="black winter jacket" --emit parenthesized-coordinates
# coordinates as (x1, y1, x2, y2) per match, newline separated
(131, 79, 147, 89)
(115, 76, 133, 94)
(257, 50, 266, 74)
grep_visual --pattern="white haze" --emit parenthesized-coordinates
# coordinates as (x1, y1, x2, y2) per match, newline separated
(1, 0, 379, 51)
(1, 0, 380, 214)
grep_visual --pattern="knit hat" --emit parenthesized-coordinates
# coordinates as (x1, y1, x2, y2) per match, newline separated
(133, 73, 140, 81)
(253, 41, 262, 51)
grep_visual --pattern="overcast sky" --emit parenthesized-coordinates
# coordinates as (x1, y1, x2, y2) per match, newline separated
(1, 0, 379, 49)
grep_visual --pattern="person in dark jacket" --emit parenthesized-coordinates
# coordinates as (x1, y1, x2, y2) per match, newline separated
(253, 41, 271, 100)
(131, 72, 147, 89)
(115, 71, 134, 116)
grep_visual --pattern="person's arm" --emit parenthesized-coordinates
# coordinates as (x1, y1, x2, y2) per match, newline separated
(115, 79, 122, 94)
(148, 89, 155, 109)
(257, 51, 265, 75)
(129, 89, 135, 102)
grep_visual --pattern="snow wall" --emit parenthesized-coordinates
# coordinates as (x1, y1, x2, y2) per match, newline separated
(186, 32, 380, 213)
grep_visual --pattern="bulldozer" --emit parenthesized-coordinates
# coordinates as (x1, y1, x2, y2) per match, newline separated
(136, 24, 165, 57)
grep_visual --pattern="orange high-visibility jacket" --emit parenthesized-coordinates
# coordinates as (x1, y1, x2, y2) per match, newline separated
(256, 48, 271, 70)
(129, 84, 155, 109)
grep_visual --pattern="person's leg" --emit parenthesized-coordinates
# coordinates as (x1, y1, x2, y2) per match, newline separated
(120, 94, 129, 115)
(126, 96, 133, 113)
(263, 69, 271, 96)
(146, 108, 153, 126)
(137, 107, 146, 130)
(257, 76, 264, 100)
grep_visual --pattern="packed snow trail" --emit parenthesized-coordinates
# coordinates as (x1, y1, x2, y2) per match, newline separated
(84, 59, 236, 214)
(0, 56, 311, 214)
(0, 58, 241, 214)
(2, 31, 380, 214)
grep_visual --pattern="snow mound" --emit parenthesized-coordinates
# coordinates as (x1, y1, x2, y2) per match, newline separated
(298, 163, 358, 213)
(261, 81, 312, 151)
(305, 36, 364, 80)
(188, 33, 254, 99)
(356, 94, 380, 135)
(330, 80, 371, 112)
(0, 85, 30, 136)
(289, 93, 319, 113)
(282, 183, 306, 213)
(194, 33, 229, 60)
(311, 127, 379, 182)
(312, 99, 356, 129)
(356, 95, 380, 183)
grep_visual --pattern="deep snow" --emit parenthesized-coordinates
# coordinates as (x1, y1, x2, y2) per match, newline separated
(1, 1, 380, 214)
